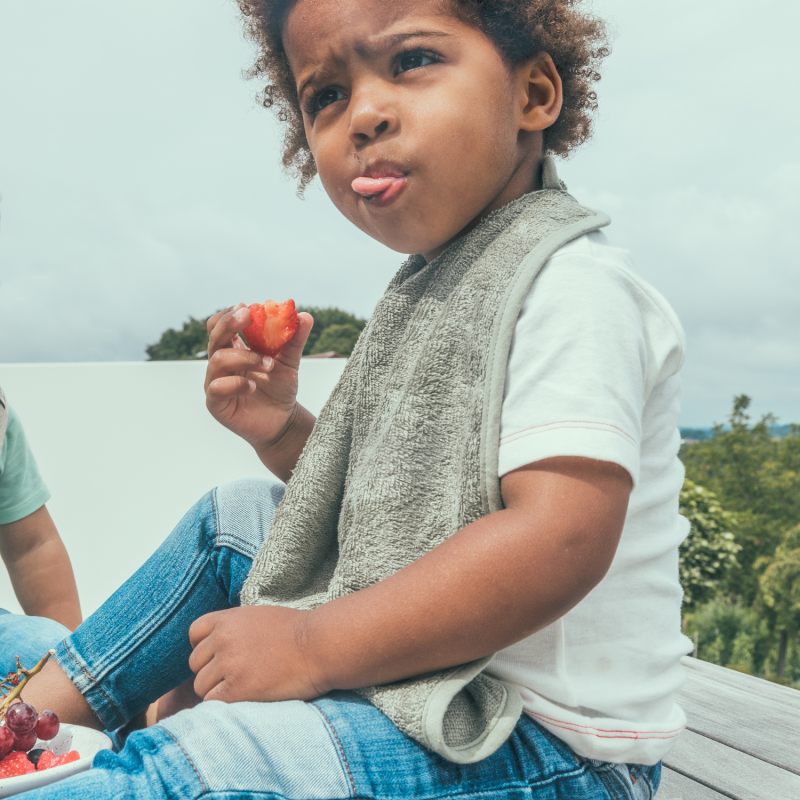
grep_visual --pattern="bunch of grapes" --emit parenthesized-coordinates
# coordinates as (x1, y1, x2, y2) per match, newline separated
(0, 703, 60, 758)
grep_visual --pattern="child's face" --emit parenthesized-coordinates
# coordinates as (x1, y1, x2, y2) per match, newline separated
(284, 0, 552, 260)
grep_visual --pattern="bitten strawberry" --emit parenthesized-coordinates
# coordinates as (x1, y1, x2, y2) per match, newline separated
(0, 750, 35, 777)
(241, 299, 299, 358)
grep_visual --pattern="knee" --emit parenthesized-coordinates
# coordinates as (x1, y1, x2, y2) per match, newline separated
(0, 614, 70, 673)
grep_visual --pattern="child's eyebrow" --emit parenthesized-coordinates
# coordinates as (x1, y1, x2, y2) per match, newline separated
(297, 30, 450, 99)
(376, 30, 450, 48)
(356, 30, 450, 57)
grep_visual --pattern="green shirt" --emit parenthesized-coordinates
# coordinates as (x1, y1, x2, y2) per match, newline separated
(0, 406, 51, 525)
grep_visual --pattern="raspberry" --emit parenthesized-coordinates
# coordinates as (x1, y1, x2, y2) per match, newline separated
(0, 750, 35, 777)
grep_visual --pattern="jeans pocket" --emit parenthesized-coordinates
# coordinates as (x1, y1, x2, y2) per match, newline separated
(212, 478, 285, 558)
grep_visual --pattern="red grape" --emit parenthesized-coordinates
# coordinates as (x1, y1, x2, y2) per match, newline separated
(0, 726, 14, 758)
(11, 727, 37, 752)
(35, 711, 60, 741)
(6, 702, 37, 734)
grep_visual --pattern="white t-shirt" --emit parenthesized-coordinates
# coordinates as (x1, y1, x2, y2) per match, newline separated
(492, 230, 692, 765)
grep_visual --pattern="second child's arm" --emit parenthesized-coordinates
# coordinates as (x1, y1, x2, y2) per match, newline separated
(188, 455, 631, 702)
(0, 506, 82, 631)
(204, 305, 316, 483)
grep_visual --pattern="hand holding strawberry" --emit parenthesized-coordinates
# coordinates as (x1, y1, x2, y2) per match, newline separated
(240, 299, 300, 358)
(204, 301, 316, 483)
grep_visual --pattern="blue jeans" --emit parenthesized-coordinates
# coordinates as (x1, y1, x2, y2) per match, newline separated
(15, 478, 660, 799)
(0, 609, 70, 675)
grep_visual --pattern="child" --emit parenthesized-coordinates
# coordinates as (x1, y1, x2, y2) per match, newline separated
(0, 388, 82, 671)
(18, 0, 689, 797)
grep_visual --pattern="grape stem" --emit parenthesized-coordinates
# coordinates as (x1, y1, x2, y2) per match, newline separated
(0, 650, 56, 723)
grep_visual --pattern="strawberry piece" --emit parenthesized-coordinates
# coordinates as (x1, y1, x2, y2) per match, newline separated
(0, 750, 35, 777)
(55, 751, 81, 766)
(241, 299, 299, 358)
(36, 750, 80, 771)
(36, 750, 58, 771)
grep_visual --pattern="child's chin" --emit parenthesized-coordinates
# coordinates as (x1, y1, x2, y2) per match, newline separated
(363, 222, 447, 257)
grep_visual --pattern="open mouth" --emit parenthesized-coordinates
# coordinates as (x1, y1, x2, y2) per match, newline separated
(351, 173, 407, 204)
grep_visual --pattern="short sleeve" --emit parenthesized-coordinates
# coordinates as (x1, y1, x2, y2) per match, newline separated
(0, 407, 51, 524)
(499, 232, 684, 485)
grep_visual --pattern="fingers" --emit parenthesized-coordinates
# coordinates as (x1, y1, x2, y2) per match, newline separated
(207, 304, 251, 358)
(205, 376, 255, 408)
(206, 307, 233, 335)
(204, 345, 275, 397)
(273, 312, 314, 368)
(189, 611, 223, 647)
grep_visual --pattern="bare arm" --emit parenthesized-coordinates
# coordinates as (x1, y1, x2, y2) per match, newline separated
(0, 505, 82, 631)
(188, 456, 632, 702)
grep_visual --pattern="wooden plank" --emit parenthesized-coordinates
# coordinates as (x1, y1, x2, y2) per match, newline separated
(676, 657, 800, 775)
(658, 768, 731, 800)
(662, 729, 800, 800)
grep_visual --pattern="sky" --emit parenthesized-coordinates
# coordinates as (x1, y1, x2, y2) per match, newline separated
(0, 0, 798, 427)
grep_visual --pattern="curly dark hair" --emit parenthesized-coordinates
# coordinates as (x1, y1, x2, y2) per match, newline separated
(237, 0, 610, 193)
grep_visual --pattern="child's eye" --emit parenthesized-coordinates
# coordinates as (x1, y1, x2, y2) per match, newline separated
(309, 87, 347, 114)
(395, 50, 439, 75)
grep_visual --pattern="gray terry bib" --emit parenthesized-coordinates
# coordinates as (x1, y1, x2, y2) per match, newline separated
(241, 158, 610, 763)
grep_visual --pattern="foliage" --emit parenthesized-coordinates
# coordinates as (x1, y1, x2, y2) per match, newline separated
(681, 395, 800, 605)
(684, 597, 773, 677)
(757, 524, 800, 635)
(308, 323, 363, 356)
(681, 395, 800, 685)
(295, 307, 367, 356)
(679, 480, 740, 610)
(146, 306, 368, 360)
(145, 317, 210, 361)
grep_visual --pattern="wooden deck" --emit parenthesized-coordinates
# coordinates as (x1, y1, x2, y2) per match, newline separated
(659, 657, 800, 799)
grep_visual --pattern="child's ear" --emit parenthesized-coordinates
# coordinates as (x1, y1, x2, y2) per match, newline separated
(517, 53, 563, 133)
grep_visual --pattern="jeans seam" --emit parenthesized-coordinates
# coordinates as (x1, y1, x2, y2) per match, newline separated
(212, 488, 221, 546)
(598, 769, 624, 800)
(85, 547, 209, 678)
(155, 725, 208, 793)
(214, 533, 261, 558)
(311, 704, 356, 798)
(60, 640, 125, 723)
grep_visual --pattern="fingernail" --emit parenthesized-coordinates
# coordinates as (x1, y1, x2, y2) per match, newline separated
(247, 380, 256, 392)
(262, 356, 274, 371)
(235, 308, 248, 322)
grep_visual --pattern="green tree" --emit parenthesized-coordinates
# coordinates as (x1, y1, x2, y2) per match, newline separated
(679, 480, 740, 611)
(309, 323, 363, 356)
(145, 317, 210, 360)
(296, 307, 367, 356)
(681, 395, 800, 605)
(681, 395, 800, 685)
(757, 524, 800, 681)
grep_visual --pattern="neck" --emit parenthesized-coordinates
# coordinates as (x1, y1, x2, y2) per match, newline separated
(422, 149, 544, 263)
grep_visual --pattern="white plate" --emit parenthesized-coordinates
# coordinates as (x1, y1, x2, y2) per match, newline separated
(0, 724, 113, 797)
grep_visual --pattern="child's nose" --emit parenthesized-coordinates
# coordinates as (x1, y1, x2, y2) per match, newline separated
(348, 88, 398, 145)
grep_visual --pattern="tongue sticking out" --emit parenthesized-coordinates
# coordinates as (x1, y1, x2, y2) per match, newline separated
(351, 175, 404, 197)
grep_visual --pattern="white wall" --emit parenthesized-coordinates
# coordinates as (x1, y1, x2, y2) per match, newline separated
(0, 360, 344, 616)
